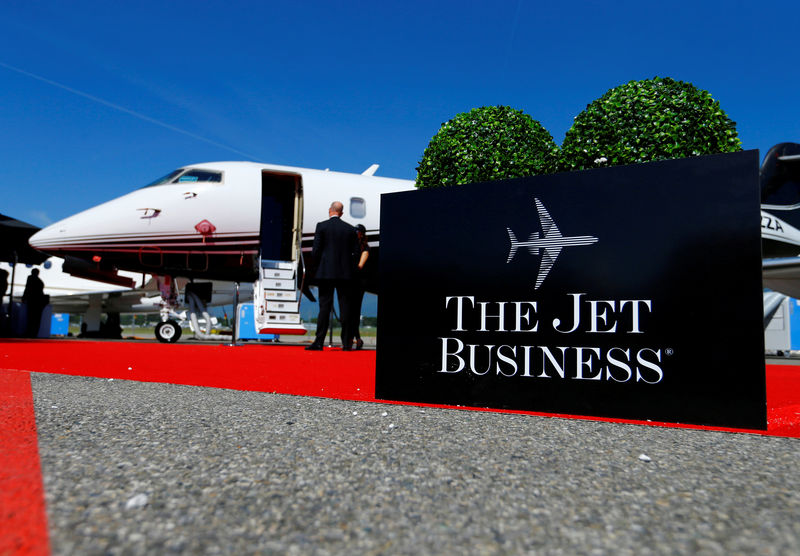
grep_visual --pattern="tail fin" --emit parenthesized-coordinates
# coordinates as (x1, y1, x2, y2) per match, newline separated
(506, 228, 518, 263)
(761, 142, 800, 204)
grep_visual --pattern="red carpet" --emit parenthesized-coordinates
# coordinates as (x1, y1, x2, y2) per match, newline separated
(1, 338, 376, 401)
(0, 369, 50, 556)
(1, 338, 798, 554)
(764, 365, 800, 438)
(1, 338, 798, 437)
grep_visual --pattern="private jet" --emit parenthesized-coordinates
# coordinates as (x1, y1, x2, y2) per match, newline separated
(29, 162, 415, 341)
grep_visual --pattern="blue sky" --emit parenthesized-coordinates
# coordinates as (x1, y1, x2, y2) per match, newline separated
(2, 0, 799, 226)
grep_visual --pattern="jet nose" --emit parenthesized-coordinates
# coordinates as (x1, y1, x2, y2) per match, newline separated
(31, 185, 129, 247)
(28, 222, 61, 251)
(28, 210, 100, 254)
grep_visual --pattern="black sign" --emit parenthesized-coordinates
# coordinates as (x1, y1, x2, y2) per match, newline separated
(376, 151, 766, 430)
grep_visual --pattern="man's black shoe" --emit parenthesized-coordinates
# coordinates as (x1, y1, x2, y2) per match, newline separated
(305, 344, 323, 351)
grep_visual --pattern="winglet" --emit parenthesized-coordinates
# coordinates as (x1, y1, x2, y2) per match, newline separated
(362, 164, 380, 176)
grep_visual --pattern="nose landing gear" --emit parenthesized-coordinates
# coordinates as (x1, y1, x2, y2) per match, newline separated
(155, 319, 182, 343)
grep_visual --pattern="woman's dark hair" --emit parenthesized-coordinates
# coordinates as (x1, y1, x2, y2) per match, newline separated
(355, 224, 368, 250)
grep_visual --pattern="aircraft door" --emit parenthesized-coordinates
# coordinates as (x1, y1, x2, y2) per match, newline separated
(260, 172, 303, 262)
(254, 172, 306, 335)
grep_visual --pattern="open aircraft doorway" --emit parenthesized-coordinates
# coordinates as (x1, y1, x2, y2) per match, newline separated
(253, 171, 307, 335)
(260, 172, 302, 262)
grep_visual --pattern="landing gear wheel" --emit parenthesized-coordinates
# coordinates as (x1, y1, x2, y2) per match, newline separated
(155, 320, 182, 343)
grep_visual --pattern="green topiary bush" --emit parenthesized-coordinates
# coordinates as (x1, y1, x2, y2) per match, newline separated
(415, 106, 559, 188)
(559, 77, 742, 172)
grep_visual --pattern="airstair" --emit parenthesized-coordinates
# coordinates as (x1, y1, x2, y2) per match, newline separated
(251, 170, 307, 336)
(253, 258, 306, 335)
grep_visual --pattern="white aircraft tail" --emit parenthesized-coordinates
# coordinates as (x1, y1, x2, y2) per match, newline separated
(362, 164, 380, 176)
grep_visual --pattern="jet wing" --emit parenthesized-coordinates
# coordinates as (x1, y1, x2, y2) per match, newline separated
(47, 288, 161, 314)
(763, 257, 800, 299)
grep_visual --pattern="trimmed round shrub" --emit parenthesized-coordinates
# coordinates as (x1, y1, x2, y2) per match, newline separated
(559, 77, 742, 172)
(415, 106, 559, 188)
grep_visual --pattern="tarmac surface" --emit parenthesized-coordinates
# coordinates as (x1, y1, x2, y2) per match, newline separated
(32, 371, 800, 555)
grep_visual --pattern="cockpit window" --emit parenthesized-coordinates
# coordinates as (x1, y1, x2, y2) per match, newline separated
(177, 169, 222, 183)
(143, 169, 183, 188)
(141, 168, 223, 189)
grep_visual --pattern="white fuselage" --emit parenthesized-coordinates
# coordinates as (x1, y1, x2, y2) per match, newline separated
(29, 161, 415, 281)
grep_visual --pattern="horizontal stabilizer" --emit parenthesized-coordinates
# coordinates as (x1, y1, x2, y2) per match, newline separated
(764, 291, 787, 328)
(362, 164, 380, 176)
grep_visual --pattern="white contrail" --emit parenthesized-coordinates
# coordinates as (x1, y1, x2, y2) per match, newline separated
(0, 60, 259, 160)
(501, 0, 524, 78)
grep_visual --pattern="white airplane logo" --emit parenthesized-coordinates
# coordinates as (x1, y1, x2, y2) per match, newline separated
(506, 198, 599, 289)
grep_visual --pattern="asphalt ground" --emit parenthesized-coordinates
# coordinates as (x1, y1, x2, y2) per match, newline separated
(32, 372, 800, 555)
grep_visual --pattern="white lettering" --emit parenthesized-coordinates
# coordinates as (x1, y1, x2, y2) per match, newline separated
(620, 300, 652, 333)
(605, 347, 633, 382)
(438, 341, 664, 383)
(589, 300, 617, 333)
(479, 302, 507, 332)
(635, 348, 663, 383)
(445, 296, 474, 332)
(574, 347, 602, 380)
(513, 301, 538, 332)
(538, 346, 567, 378)
(439, 337, 465, 373)
(496, 345, 518, 377)
(521, 345, 534, 377)
(553, 293, 584, 333)
(468, 344, 494, 376)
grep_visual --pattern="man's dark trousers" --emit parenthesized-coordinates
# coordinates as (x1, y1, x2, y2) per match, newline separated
(313, 280, 350, 347)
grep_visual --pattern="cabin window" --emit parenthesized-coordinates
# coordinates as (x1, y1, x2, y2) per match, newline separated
(350, 197, 366, 219)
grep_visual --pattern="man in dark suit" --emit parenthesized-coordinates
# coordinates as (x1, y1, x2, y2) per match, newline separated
(307, 201, 358, 350)
(22, 268, 46, 338)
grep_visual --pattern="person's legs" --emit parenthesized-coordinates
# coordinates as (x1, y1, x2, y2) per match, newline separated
(352, 287, 364, 340)
(26, 303, 43, 338)
(336, 281, 351, 348)
(312, 282, 334, 347)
